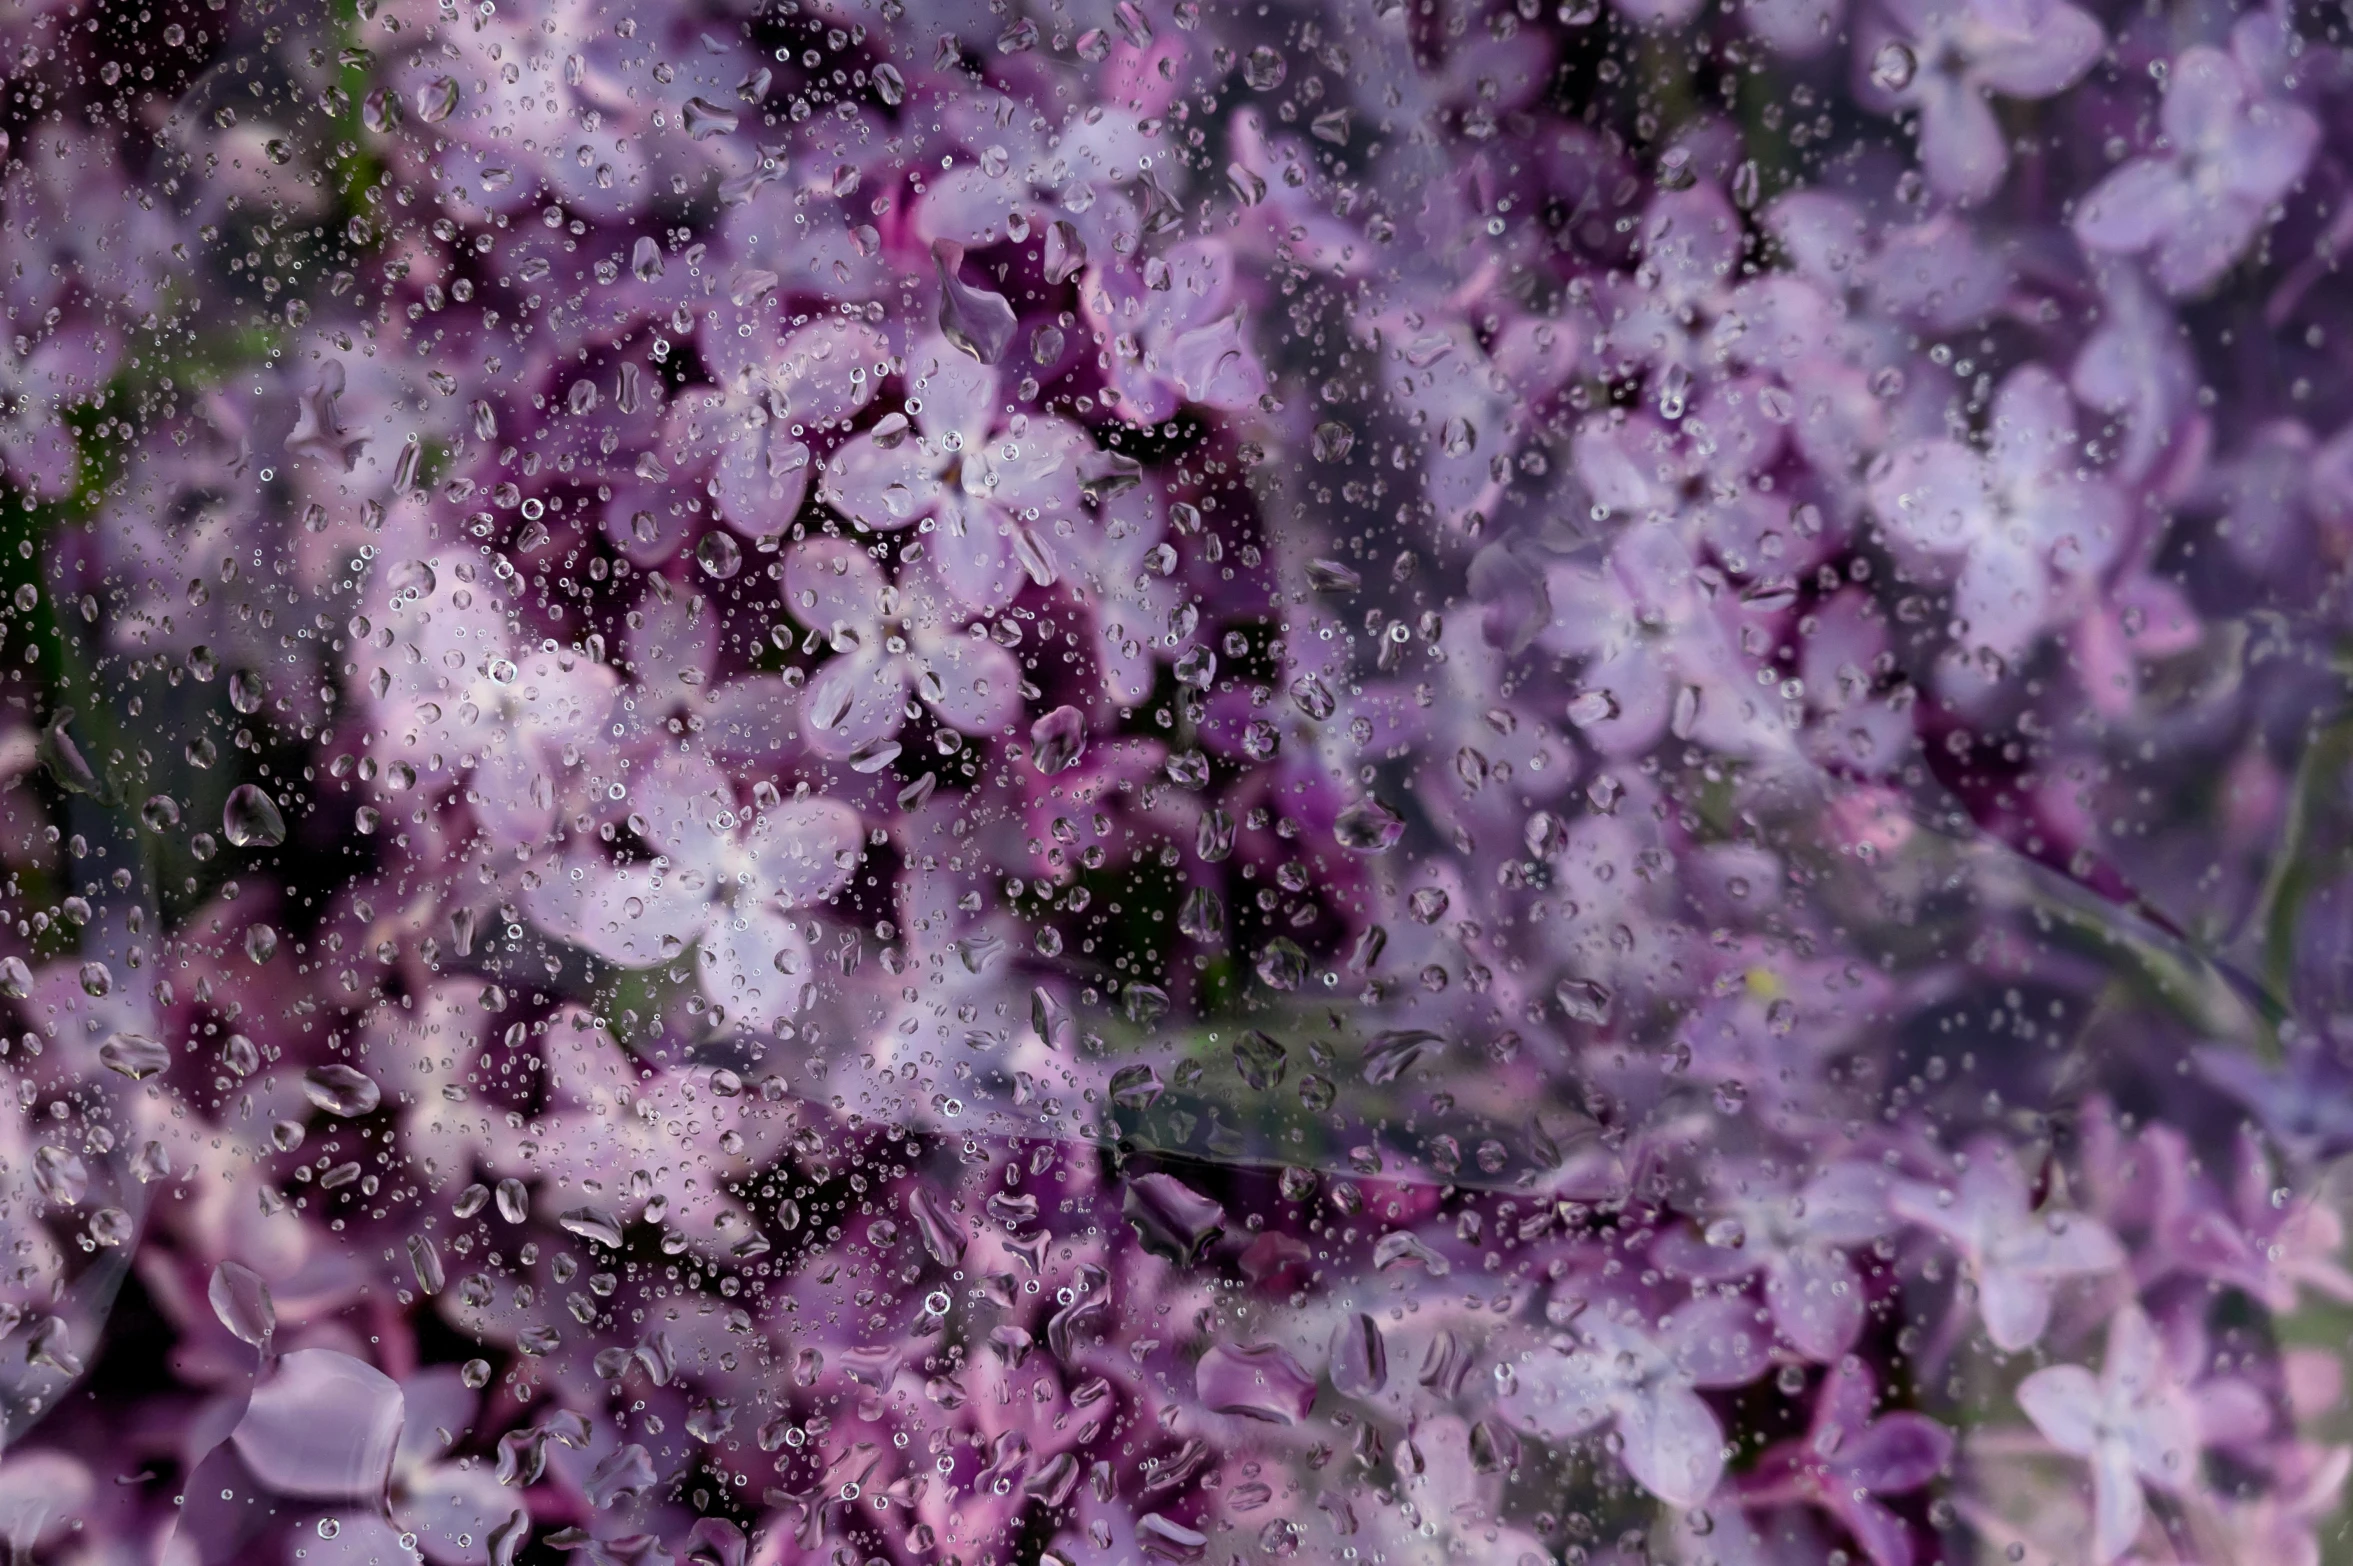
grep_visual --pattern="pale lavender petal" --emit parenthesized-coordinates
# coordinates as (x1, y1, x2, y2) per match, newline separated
(1840, 1412, 1954, 1492)
(703, 904, 816, 1031)
(2017, 1364, 2103, 1453)
(2073, 161, 2197, 256)
(2091, 1443, 2147, 1562)
(1766, 1248, 1866, 1361)
(799, 644, 907, 759)
(232, 1349, 405, 1501)
(1916, 76, 2010, 204)
(521, 854, 712, 968)
(930, 497, 1025, 617)
(907, 334, 999, 447)
(1162, 312, 1268, 412)
(784, 536, 891, 635)
(1969, 2, 2102, 97)
(752, 796, 863, 907)
(2159, 47, 2249, 152)
(909, 624, 1023, 734)
(1976, 1266, 2056, 1351)
(1615, 1384, 1726, 1507)
(819, 432, 941, 533)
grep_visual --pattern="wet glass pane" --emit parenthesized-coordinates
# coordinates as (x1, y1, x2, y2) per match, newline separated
(5, 0, 2353, 1561)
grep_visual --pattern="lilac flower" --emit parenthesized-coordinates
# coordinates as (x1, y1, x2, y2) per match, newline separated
(1744, 1363, 1955, 1566)
(1499, 1292, 1769, 1505)
(2074, 45, 2319, 296)
(816, 334, 1086, 616)
(1889, 1139, 2124, 1350)
(1661, 1161, 1892, 1360)
(521, 752, 860, 1029)
(783, 535, 1025, 762)
(2016, 1305, 2204, 1562)
(1857, 0, 2105, 204)
(1079, 240, 1268, 423)
(1866, 365, 2128, 684)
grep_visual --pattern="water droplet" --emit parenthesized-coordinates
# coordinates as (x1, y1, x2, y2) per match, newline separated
(695, 531, 742, 580)
(1871, 40, 1916, 90)
(416, 75, 459, 123)
(222, 784, 290, 849)
(1333, 797, 1406, 854)
(1029, 705, 1087, 774)
(934, 239, 1018, 364)
(302, 1063, 381, 1117)
(1242, 45, 1288, 89)
(682, 97, 740, 140)
(99, 1032, 171, 1080)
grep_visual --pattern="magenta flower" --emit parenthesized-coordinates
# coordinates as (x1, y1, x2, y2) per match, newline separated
(2074, 45, 2318, 296)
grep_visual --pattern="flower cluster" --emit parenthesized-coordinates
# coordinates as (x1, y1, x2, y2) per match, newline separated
(0, 0, 2347, 1561)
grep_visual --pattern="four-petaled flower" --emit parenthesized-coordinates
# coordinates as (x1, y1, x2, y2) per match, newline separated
(1890, 1139, 2124, 1349)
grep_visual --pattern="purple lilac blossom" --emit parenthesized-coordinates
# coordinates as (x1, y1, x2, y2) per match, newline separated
(0, 0, 2349, 1563)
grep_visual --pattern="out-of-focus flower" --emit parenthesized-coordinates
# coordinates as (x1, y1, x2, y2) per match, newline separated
(2074, 44, 2318, 296)
(1890, 1139, 2124, 1350)
(2016, 1304, 2204, 1562)
(1499, 1291, 1768, 1505)
(1857, 0, 2104, 203)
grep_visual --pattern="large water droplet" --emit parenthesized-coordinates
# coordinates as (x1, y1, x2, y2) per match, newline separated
(1196, 1341, 1316, 1423)
(302, 1063, 381, 1117)
(232, 1348, 405, 1501)
(209, 1260, 276, 1347)
(99, 1032, 171, 1080)
(1333, 797, 1406, 854)
(934, 239, 1018, 365)
(1029, 705, 1086, 774)
(223, 784, 288, 848)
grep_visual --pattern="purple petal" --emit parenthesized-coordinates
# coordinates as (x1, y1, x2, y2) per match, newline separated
(232, 1349, 404, 1501)
(2017, 1364, 2102, 1453)
(1916, 76, 2010, 204)
(1838, 1412, 1954, 1493)
(1616, 1384, 1727, 1507)
(2074, 160, 2196, 257)
(909, 625, 1022, 734)
(752, 797, 863, 907)
(784, 537, 890, 635)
